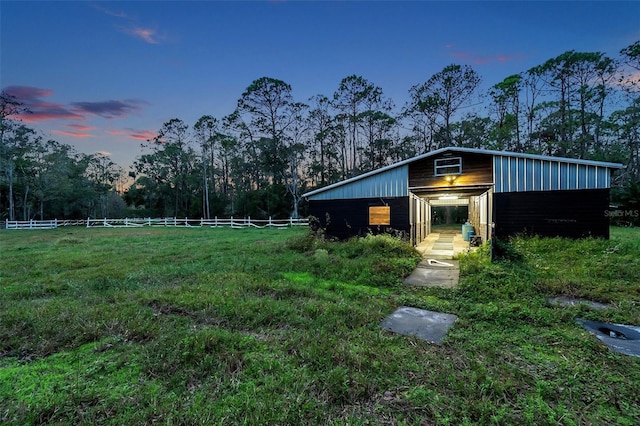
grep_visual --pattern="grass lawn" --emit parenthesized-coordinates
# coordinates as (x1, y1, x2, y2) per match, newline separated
(1, 226, 639, 425)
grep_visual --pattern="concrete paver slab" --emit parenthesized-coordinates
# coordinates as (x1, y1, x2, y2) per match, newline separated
(404, 269, 456, 287)
(381, 306, 458, 344)
(436, 237, 455, 242)
(428, 249, 454, 257)
(432, 243, 453, 250)
(404, 259, 459, 287)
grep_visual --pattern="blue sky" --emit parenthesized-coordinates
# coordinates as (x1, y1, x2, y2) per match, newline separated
(2, 1, 639, 169)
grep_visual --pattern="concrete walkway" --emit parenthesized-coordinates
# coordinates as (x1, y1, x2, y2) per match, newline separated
(405, 232, 468, 288)
(415, 232, 469, 259)
(384, 231, 465, 343)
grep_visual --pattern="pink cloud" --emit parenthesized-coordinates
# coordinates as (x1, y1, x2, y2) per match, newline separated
(107, 129, 127, 136)
(52, 123, 96, 138)
(122, 27, 160, 44)
(94, 4, 164, 45)
(91, 4, 129, 19)
(108, 128, 157, 141)
(3, 86, 147, 124)
(68, 124, 95, 131)
(3, 85, 84, 122)
(71, 99, 144, 118)
(129, 130, 157, 141)
(52, 129, 93, 138)
(22, 105, 84, 123)
(4, 85, 53, 99)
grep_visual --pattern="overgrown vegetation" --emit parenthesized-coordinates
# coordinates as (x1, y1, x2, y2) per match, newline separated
(1, 227, 639, 424)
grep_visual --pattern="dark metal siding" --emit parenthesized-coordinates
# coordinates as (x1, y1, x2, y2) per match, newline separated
(494, 189, 610, 239)
(309, 197, 410, 240)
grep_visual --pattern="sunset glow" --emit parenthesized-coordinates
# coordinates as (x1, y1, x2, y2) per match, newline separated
(3, 1, 638, 169)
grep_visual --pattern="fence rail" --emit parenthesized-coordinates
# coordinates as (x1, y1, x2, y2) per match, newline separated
(4, 217, 308, 230)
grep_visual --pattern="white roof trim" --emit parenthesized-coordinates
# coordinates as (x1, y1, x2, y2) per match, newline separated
(302, 147, 624, 198)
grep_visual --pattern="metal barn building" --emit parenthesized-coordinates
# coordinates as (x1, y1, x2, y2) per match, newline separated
(303, 147, 624, 244)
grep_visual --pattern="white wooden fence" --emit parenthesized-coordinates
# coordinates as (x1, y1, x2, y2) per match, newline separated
(4, 219, 60, 229)
(4, 217, 309, 230)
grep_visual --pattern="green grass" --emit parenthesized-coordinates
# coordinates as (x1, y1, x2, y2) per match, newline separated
(1, 226, 639, 425)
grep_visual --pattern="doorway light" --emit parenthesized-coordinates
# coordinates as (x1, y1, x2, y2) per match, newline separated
(439, 195, 459, 200)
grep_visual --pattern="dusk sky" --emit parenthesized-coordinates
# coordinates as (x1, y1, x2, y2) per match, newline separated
(2, 1, 639, 170)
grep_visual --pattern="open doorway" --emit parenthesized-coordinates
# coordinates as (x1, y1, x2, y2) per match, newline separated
(431, 205, 468, 233)
(410, 186, 492, 245)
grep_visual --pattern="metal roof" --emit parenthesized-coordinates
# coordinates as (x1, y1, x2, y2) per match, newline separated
(303, 147, 624, 199)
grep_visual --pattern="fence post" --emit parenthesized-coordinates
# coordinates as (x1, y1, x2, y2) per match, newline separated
(290, 217, 293, 226)
(247, 216, 250, 227)
(231, 216, 233, 227)
(215, 216, 218, 227)
(54, 218, 57, 228)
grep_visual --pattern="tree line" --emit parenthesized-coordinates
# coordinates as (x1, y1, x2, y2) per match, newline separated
(0, 96, 127, 221)
(1, 42, 639, 222)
